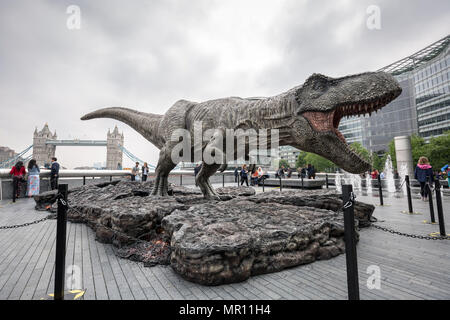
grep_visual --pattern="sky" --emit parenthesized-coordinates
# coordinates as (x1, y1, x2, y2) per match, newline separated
(0, 0, 449, 168)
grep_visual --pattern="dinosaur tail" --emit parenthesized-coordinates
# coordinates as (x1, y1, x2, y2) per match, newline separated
(81, 107, 164, 149)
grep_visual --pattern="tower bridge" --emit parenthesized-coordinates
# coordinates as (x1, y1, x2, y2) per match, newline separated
(31, 123, 124, 169)
(0, 124, 156, 169)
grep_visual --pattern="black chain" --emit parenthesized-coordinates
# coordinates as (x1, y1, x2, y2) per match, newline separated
(0, 216, 50, 230)
(371, 224, 450, 240)
(0, 192, 67, 230)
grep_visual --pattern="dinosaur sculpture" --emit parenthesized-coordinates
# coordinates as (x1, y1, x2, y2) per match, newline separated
(81, 71, 401, 198)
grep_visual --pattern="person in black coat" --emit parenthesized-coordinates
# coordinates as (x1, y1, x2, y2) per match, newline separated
(50, 157, 60, 190)
(414, 156, 434, 201)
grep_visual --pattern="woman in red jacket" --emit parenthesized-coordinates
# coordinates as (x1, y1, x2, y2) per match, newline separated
(10, 161, 26, 198)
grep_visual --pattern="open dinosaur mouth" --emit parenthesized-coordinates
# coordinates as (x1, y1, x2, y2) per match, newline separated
(303, 94, 395, 144)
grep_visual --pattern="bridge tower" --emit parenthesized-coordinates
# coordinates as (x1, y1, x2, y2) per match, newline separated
(33, 123, 56, 167)
(106, 126, 124, 169)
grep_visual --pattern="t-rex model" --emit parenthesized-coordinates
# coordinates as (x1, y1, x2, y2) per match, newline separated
(81, 71, 401, 198)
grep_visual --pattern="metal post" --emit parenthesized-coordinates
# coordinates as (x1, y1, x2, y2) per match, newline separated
(427, 176, 435, 223)
(222, 174, 225, 187)
(279, 177, 282, 192)
(434, 179, 446, 237)
(262, 177, 265, 192)
(326, 174, 329, 189)
(83, 176, 86, 186)
(342, 184, 360, 300)
(405, 175, 413, 214)
(237, 174, 240, 186)
(54, 184, 68, 300)
(110, 176, 112, 182)
(377, 175, 383, 206)
(180, 175, 183, 186)
(301, 176, 304, 189)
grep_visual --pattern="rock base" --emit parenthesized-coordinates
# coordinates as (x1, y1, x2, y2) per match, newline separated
(34, 180, 374, 285)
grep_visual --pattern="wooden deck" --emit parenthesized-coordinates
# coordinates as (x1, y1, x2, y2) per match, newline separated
(0, 187, 449, 300)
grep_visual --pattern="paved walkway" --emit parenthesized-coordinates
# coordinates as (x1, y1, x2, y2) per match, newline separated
(0, 187, 449, 300)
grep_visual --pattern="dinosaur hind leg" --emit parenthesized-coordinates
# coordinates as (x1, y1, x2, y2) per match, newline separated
(196, 162, 221, 199)
(151, 146, 176, 196)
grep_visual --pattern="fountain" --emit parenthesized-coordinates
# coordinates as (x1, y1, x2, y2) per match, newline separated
(335, 171, 342, 193)
(384, 155, 396, 193)
(399, 163, 408, 196)
(366, 174, 373, 194)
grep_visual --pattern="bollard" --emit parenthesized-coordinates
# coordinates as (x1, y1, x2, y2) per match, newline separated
(279, 177, 282, 192)
(405, 175, 413, 214)
(377, 175, 384, 206)
(180, 175, 183, 186)
(427, 176, 436, 223)
(222, 174, 225, 187)
(301, 176, 304, 189)
(83, 176, 86, 186)
(54, 184, 68, 300)
(262, 177, 265, 192)
(110, 176, 112, 182)
(342, 184, 360, 300)
(434, 179, 446, 237)
(326, 174, 329, 189)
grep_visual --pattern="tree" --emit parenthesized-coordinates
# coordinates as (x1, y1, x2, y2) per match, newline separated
(278, 159, 290, 169)
(426, 131, 450, 170)
(349, 142, 370, 162)
(371, 152, 384, 171)
(303, 153, 336, 172)
(295, 151, 307, 168)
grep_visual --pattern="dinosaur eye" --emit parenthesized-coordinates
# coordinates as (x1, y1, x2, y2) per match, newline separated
(313, 80, 326, 91)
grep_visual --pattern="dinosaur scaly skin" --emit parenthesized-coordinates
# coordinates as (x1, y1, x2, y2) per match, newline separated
(81, 71, 402, 198)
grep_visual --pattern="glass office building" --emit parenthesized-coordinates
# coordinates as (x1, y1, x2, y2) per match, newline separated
(339, 35, 450, 153)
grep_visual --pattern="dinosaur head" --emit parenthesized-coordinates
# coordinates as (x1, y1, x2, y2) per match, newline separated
(291, 71, 402, 173)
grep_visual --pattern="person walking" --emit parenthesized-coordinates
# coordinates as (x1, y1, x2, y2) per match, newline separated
(142, 162, 149, 182)
(27, 159, 40, 197)
(131, 162, 140, 181)
(10, 161, 26, 198)
(240, 164, 249, 187)
(414, 157, 434, 201)
(50, 157, 60, 190)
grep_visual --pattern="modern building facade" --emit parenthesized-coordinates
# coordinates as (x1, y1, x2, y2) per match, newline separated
(278, 145, 300, 168)
(339, 35, 450, 153)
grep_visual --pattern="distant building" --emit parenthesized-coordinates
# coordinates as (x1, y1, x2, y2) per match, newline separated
(278, 145, 300, 168)
(0, 146, 16, 162)
(32, 123, 57, 167)
(339, 34, 450, 153)
(106, 126, 124, 170)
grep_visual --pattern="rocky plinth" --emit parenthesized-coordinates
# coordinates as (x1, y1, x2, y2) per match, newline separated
(34, 180, 374, 285)
(163, 199, 347, 285)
